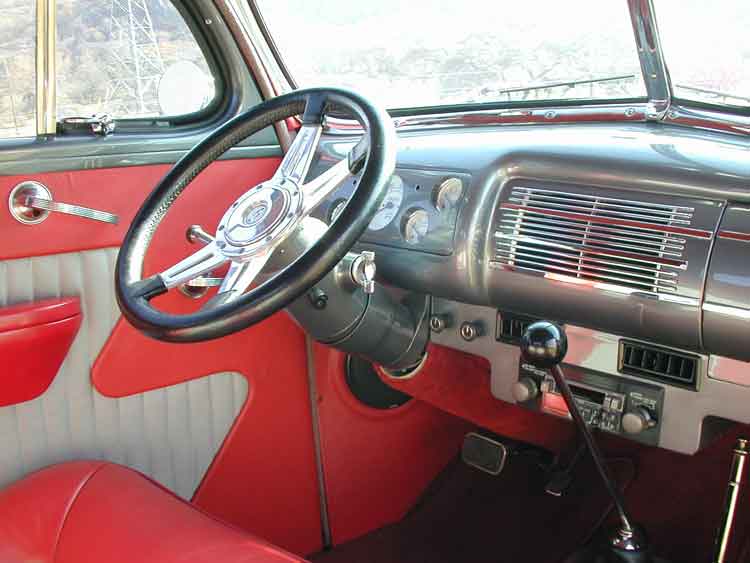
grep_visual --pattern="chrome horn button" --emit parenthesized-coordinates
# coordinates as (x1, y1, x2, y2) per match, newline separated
(215, 181, 303, 260)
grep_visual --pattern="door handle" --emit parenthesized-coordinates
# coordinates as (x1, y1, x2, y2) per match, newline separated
(9, 181, 119, 225)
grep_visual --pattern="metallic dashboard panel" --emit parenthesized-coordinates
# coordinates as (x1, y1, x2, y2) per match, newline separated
(431, 298, 750, 455)
(313, 122, 750, 454)
(310, 161, 470, 256)
(703, 205, 750, 361)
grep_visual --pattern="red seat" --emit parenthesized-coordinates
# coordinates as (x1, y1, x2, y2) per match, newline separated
(0, 461, 307, 563)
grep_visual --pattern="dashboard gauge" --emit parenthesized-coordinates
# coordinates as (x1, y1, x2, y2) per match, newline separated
(433, 177, 463, 212)
(368, 175, 404, 231)
(328, 198, 347, 223)
(401, 208, 429, 245)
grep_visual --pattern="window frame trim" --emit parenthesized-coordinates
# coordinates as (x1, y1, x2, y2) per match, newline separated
(247, 0, 750, 137)
(33, 0, 231, 136)
(35, 0, 56, 136)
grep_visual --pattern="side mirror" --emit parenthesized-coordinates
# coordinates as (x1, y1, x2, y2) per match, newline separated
(157, 61, 214, 116)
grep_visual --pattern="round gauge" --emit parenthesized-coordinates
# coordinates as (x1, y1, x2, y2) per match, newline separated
(401, 208, 429, 245)
(368, 175, 404, 231)
(433, 177, 463, 212)
(328, 198, 347, 223)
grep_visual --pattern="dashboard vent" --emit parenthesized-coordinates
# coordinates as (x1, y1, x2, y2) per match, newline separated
(493, 186, 694, 294)
(619, 340, 698, 389)
(496, 311, 536, 343)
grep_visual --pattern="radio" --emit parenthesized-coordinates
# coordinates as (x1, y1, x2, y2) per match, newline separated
(514, 362, 664, 446)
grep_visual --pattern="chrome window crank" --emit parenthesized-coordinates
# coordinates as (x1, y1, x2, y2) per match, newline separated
(9, 181, 118, 225)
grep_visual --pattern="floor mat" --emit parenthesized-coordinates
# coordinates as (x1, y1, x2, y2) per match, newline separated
(313, 450, 634, 563)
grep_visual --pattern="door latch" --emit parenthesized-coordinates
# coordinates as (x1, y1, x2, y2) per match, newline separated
(57, 113, 115, 137)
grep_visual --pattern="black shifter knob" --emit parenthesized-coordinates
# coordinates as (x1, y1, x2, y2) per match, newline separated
(520, 321, 567, 369)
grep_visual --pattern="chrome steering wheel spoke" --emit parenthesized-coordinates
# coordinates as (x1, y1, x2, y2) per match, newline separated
(272, 124, 323, 186)
(159, 242, 227, 290)
(299, 157, 354, 217)
(298, 135, 367, 217)
(204, 251, 271, 308)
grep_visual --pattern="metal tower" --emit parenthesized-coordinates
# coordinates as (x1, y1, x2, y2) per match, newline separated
(105, 0, 165, 116)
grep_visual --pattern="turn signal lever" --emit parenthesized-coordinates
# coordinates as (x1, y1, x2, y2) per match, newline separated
(521, 322, 652, 562)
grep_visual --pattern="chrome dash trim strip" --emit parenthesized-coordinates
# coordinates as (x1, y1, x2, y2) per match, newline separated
(506, 197, 692, 224)
(494, 239, 684, 273)
(497, 221, 685, 255)
(512, 186, 695, 213)
(497, 215, 687, 245)
(500, 203, 712, 239)
(490, 260, 678, 293)
(664, 104, 750, 137)
(488, 261, 700, 299)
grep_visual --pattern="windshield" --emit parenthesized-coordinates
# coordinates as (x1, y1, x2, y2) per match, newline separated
(655, 0, 749, 109)
(256, 0, 647, 110)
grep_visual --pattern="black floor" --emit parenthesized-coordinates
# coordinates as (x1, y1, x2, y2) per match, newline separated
(313, 451, 634, 563)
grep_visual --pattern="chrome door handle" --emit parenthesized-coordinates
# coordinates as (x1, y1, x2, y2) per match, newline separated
(9, 181, 118, 225)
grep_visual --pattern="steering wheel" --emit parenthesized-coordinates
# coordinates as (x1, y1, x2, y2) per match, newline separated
(115, 88, 395, 342)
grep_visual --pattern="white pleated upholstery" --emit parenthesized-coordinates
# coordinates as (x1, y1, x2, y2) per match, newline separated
(0, 248, 247, 499)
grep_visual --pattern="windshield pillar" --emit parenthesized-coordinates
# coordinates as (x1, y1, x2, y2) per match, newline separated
(628, 0, 671, 119)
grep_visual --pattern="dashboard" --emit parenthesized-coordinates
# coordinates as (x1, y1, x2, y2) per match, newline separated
(311, 122, 750, 455)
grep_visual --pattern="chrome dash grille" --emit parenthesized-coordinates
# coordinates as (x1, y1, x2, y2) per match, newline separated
(493, 187, 695, 294)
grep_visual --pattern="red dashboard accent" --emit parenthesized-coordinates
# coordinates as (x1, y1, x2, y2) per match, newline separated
(92, 313, 322, 556)
(0, 158, 281, 261)
(375, 344, 573, 452)
(0, 461, 306, 562)
(718, 230, 750, 241)
(0, 297, 81, 407)
(313, 343, 473, 545)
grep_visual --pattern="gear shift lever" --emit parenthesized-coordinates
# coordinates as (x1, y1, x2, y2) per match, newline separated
(521, 321, 651, 562)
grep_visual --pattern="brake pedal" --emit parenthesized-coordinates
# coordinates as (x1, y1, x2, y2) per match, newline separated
(461, 432, 509, 475)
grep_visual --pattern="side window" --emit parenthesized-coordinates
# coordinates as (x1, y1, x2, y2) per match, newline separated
(0, 3, 36, 138)
(56, 0, 217, 120)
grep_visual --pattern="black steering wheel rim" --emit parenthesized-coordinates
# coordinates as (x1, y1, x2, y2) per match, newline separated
(115, 87, 395, 342)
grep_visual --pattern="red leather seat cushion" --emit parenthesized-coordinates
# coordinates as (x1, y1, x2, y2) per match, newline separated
(0, 461, 307, 563)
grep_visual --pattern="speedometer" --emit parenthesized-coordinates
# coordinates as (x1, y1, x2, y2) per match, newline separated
(368, 175, 404, 231)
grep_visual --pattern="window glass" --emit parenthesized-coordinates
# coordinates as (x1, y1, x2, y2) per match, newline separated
(655, 0, 749, 108)
(0, 2, 36, 138)
(56, 0, 217, 120)
(256, 0, 646, 110)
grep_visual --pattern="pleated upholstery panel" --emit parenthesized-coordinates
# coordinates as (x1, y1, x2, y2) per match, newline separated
(0, 248, 248, 499)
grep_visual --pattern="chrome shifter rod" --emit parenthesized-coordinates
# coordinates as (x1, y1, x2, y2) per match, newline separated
(521, 321, 648, 555)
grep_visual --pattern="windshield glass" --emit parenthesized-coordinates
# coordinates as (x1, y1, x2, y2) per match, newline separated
(256, 0, 646, 110)
(655, 0, 749, 108)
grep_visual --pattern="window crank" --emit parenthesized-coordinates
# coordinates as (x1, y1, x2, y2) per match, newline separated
(9, 181, 118, 225)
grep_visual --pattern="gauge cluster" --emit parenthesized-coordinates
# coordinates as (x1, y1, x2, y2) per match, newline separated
(321, 168, 469, 255)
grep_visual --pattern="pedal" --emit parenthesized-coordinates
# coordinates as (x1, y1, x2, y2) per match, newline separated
(461, 432, 509, 475)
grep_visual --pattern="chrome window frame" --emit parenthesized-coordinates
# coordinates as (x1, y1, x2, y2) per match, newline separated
(36, 0, 56, 135)
(32, 0, 231, 138)
(244, 0, 750, 137)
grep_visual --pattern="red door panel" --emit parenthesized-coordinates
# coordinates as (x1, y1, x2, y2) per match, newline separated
(2, 156, 325, 556)
(92, 312, 322, 556)
(0, 158, 280, 260)
(0, 297, 81, 406)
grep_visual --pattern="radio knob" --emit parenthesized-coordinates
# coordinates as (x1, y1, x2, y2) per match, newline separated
(512, 377, 539, 403)
(622, 407, 656, 435)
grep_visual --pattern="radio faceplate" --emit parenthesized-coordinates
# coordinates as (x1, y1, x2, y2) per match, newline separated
(517, 362, 664, 446)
